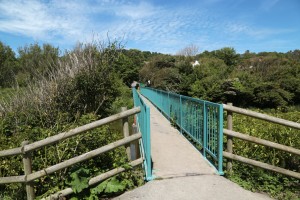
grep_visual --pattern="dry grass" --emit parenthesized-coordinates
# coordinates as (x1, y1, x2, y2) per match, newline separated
(0, 39, 123, 122)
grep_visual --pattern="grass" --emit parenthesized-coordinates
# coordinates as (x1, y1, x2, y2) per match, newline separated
(0, 88, 15, 101)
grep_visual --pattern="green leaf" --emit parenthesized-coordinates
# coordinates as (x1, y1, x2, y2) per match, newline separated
(104, 177, 126, 193)
(68, 168, 90, 193)
(121, 163, 132, 170)
(88, 194, 99, 200)
(91, 180, 108, 194)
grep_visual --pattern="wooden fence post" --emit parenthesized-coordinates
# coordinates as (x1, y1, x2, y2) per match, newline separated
(226, 103, 233, 173)
(131, 124, 141, 160)
(121, 107, 131, 160)
(22, 141, 35, 200)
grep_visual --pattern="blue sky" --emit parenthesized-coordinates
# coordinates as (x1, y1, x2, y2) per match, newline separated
(0, 0, 299, 54)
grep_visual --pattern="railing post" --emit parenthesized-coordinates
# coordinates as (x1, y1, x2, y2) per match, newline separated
(131, 124, 141, 160)
(168, 91, 170, 118)
(203, 103, 207, 157)
(226, 102, 233, 173)
(22, 141, 35, 200)
(180, 95, 183, 134)
(218, 105, 224, 175)
(121, 107, 131, 160)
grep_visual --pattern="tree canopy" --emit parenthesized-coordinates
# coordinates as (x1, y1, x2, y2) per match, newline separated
(139, 47, 300, 109)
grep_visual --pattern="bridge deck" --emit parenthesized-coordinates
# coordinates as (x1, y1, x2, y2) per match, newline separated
(143, 95, 216, 178)
(115, 95, 272, 200)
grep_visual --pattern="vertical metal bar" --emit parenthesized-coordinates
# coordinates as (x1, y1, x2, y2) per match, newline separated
(197, 103, 200, 141)
(226, 102, 233, 174)
(160, 90, 162, 110)
(180, 95, 183, 134)
(199, 104, 202, 143)
(218, 104, 224, 175)
(211, 107, 213, 152)
(203, 102, 207, 157)
(187, 102, 190, 133)
(193, 103, 196, 138)
(213, 107, 216, 155)
(199, 105, 201, 142)
(207, 106, 210, 151)
(210, 107, 212, 152)
(168, 91, 170, 117)
(196, 104, 199, 141)
(22, 141, 35, 200)
(182, 99, 185, 131)
(191, 101, 194, 137)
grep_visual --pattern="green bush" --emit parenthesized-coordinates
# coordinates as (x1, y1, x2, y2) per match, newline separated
(224, 110, 300, 199)
(0, 41, 143, 199)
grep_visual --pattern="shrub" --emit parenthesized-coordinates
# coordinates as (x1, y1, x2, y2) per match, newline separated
(0, 39, 143, 199)
(224, 110, 300, 199)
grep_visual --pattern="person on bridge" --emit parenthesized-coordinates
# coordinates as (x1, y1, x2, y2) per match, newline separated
(135, 83, 140, 91)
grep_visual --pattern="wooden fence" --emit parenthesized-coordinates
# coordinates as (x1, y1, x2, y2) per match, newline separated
(0, 107, 143, 200)
(223, 103, 300, 179)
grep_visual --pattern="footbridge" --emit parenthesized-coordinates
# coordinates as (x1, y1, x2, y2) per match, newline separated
(117, 87, 300, 199)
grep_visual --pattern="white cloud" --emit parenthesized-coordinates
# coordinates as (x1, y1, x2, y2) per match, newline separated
(0, 0, 89, 42)
(0, 0, 296, 53)
(116, 1, 158, 19)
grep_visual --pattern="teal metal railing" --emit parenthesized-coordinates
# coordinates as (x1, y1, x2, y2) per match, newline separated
(132, 88, 152, 180)
(141, 87, 224, 175)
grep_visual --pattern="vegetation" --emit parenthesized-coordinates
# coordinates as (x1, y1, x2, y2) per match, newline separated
(0, 40, 150, 199)
(1, 39, 299, 199)
(139, 47, 300, 109)
(224, 109, 300, 200)
(138, 46, 300, 199)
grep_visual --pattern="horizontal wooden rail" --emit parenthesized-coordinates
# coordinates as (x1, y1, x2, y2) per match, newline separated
(224, 102, 300, 179)
(0, 147, 22, 157)
(46, 158, 143, 200)
(223, 129, 300, 156)
(0, 107, 141, 158)
(0, 133, 141, 184)
(0, 175, 25, 184)
(27, 133, 142, 182)
(223, 152, 300, 179)
(24, 107, 141, 153)
(223, 104, 300, 130)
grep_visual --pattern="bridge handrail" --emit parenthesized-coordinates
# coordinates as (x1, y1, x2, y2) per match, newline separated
(140, 87, 224, 175)
(0, 107, 143, 200)
(223, 103, 300, 179)
(132, 88, 152, 180)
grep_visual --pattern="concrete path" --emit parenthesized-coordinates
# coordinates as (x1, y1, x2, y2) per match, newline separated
(115, 96, 272, 200)
(143, 96, 216, 179)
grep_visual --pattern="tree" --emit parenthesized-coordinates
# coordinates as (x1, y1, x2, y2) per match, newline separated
(214, 47, 238, 67)
(253, 83, 293, 108)
(0, 41, 18, 87)
(176, 44, 199, 57)
(139, 55, 181, 92)
(189, 57, 228, 101)
(18, 43, 59, 81)
(113, 53, 138, 86)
